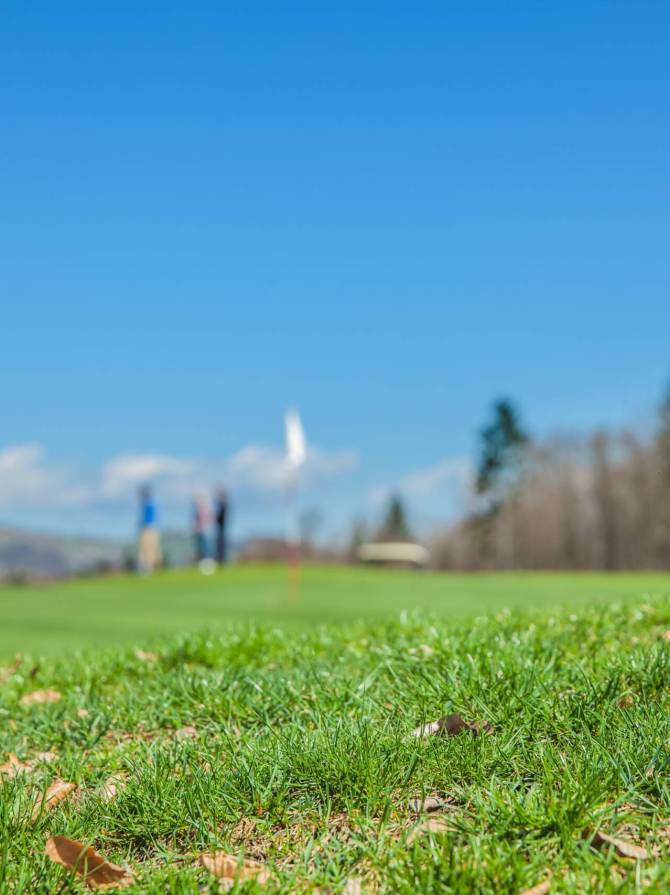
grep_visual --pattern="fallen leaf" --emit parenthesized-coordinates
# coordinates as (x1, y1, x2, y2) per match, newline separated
(412, 713, 492, 738)
(45, 835, 134, 889)
(618, 695, 634, 708)
(175, 725, 198, 740)
(520, 880, 551, 895)
(590, 830, 648, 860)
(0, 657, 21, 683)
(407, 815, 452, 843)
(20, 689, 62, 707)
(663, 630, 670, 642)
(135, 649, 158, 663)
(343, 878, 363, 895)
(408, 795, 445, 814)
(33, 750, 57, 764)
(78, 708, 90, 718)
(0, 752, 33, 778)
(199, 852, 269, 885)
(100, 773, 128, 802)
(32, 778, 76, 821)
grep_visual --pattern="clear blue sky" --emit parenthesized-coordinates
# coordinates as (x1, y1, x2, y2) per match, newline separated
(1, 2, 669, 540)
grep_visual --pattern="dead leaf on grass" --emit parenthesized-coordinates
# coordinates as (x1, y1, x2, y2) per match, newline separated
(33, 750, 57, 764)
(662, 630, 670, 642)
(520, 880, 551, 895)
(175, 725, 198, 740)
(199, 851, 269, 885)
(0, 752, 33, 778)
(618, 695, 634, 708)
(78, 708, 90, 718)
(407, 815, 452, 843)
(343, 878, 363, 895)
(100, 773, 128, 803)
(412, 713, 492, 738)
(20, 689, 62, 707)
(45, 835, 134, 889)
(0, 657, 21, 683)
(135, 649, 158, 663)
(32, 778, 76, 821)
(408, 795, 445, 814)
(589, 830, 648, 860)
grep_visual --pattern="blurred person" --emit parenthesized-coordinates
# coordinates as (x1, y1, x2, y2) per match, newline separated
(193, 493, 211, 563)
(214, 489, 229, 565)
(137, 485, 161, 574)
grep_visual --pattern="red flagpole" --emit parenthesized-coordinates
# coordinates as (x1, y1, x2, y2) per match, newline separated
(285, 473, 301, 604)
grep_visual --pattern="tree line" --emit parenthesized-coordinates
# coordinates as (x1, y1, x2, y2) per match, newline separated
(431, 384, 670, 570)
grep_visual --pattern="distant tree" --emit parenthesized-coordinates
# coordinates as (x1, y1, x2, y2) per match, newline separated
(347, 519, 369, 563)
(476, 399, 529, 498)
(659, 378, 670, 460)
(590, 432, 619, 570)
(377, 495, 413, 542)
(655, 377, 670, 565)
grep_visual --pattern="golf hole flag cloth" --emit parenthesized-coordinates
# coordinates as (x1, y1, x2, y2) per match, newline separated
(285, 409, 307, 469)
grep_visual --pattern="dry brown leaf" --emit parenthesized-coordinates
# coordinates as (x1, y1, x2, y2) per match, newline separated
(199, 851, 269, 885)
(175, 725, 198, 740)
(45, 835, 134, 889)
(100, 773, 128, 803)
(412, 713, 492, 738)
(0, 657, 21, 683)
(32, 778, 76, 821)
(590, 830, 648, 860)
(33, 750, 57, 764)
(0, 752, 33, 778)
(520, 880, 551, 895)
(407, 815, 452, 843)
(78, 708, 90, 718)
(135, 649, 158, 663)
(343, 878, 363, 895)
(20, 689, 62, 707)
(408, 795, 445, 814)
(618, 695, 634, 708)
(662, 630, 670, 642)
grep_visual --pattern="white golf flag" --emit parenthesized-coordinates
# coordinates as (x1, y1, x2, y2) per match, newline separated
(285, 409, 307, 469)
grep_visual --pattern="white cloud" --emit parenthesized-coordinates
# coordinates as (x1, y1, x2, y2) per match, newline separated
(0, 441, 358, 512)
(221, 444, 357, 493)
(224, 445, 288, 492)
(100, 454, 197, 499)
(400, 457, 474, 499)
(0, 443, 91, 509)
(370, 456, 474, 509)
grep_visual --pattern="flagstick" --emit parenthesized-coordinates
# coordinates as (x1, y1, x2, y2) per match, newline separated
(285, 470, 301, 605)
(284, 408, 307, 606)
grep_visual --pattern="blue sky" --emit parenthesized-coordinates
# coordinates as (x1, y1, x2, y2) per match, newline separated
(1, 2, 669, 541)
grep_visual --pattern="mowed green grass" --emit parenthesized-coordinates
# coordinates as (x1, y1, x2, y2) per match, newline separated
(2, 566, 670, 657)
(3, 594, 670, 892)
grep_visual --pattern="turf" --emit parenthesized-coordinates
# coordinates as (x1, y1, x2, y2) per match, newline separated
(2, 566, 670, 657)
(3, 593, 670, 892)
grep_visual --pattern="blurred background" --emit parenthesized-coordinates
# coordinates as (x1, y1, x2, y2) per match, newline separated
(2, 1, 670, 580)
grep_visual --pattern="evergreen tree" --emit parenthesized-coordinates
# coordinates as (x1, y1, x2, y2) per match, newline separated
(476, 399, 529, 497)
(378, 495, 413, 542)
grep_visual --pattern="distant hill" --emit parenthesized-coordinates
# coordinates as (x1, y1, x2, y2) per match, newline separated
(0, 527, 126, 580)
(0, 526, 340, 579)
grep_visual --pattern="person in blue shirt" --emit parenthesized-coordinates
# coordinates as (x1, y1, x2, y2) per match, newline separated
(137, 485, 161, 574)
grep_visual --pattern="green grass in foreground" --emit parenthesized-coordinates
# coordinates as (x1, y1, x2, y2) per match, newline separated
(2, 565, 670, 656)
(3, 597, 670, 892)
